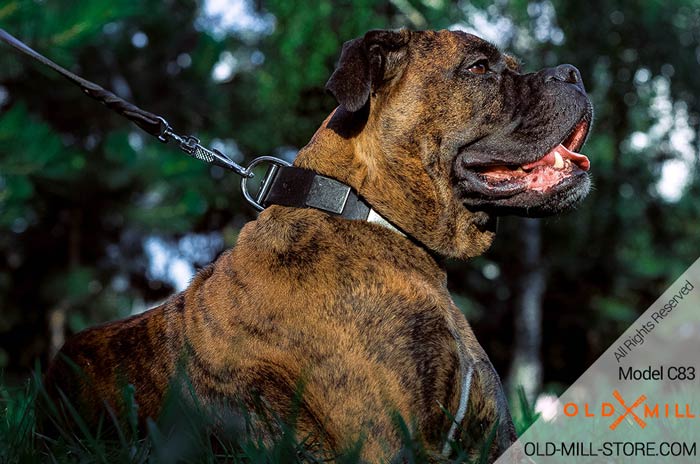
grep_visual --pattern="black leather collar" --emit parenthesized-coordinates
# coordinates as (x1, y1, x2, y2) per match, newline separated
(258, 165, 405, 236)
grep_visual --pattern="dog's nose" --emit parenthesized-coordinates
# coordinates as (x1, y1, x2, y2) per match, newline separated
(543, 64, 585, 92)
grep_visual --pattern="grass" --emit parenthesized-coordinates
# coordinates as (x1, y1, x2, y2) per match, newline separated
(0, 368, 539, 463)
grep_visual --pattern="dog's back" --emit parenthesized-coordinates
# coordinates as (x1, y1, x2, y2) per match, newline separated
(43, 293, 186, 429)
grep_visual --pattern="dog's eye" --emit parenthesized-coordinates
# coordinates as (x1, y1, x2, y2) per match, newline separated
(467, 59, 489, 75)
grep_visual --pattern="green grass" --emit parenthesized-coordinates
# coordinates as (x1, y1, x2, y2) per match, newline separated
(0, 369, 538, 463)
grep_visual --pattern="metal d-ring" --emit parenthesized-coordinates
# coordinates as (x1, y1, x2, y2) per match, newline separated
(240, 156, 292, 211)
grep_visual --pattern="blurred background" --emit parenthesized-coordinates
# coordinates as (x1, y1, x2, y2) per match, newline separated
(0, 0, 698, 412)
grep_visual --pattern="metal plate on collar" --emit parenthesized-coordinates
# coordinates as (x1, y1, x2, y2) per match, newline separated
(305, 176, 351, 214)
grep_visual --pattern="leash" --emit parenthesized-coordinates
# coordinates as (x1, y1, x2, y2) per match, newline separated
(0, 28, 403, 235)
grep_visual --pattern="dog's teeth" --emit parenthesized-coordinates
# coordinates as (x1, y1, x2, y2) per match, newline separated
(553, 152, 564, 169)
(516, 167, 525, 173)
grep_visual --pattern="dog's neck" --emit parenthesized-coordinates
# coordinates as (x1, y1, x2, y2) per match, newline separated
(294, 106, 496, 260)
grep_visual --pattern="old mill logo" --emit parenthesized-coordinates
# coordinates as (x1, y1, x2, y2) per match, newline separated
(562, 390, 696, 430)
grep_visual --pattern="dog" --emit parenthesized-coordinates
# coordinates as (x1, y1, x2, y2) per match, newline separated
(44, 29, 592, 461)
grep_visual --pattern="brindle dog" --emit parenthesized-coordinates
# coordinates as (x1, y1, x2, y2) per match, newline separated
(44, 29, 592, 461)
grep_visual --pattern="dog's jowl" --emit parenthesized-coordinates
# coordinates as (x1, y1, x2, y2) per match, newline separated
(44, 29, 592, 461)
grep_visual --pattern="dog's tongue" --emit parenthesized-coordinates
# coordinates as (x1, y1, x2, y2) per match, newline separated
(523, 144, 591, 171)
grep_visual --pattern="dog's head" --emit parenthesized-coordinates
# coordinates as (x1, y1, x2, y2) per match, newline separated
(315, 29, 592, 258)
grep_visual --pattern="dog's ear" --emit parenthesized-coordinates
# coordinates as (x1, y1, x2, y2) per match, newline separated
(325, 29, 411, 112)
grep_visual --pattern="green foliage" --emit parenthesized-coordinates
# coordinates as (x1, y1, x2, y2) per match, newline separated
(0, 375, 37, 462)
(513, 386, 540, 436)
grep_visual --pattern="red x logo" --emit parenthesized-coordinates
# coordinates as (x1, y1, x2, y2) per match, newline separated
(609, 389, 647, 430)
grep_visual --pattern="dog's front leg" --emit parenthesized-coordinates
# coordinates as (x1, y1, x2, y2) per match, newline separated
(443, 303, 518, 460)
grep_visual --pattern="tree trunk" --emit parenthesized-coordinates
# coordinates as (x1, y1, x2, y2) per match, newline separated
(48, 300, 68, 359)
(508, 217, 545, 404)
(47, 209, 81, 359)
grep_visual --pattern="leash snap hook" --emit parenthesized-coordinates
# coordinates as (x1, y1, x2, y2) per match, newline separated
(240, 156, 292, 211)
(157, 121, 253, 179)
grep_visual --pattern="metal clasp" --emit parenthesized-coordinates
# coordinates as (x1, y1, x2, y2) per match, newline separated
(240, 156, 291, 211)
(156, 117, 253, 178)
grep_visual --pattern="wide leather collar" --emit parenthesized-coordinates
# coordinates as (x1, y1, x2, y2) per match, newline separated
(259, 165, 405, 237)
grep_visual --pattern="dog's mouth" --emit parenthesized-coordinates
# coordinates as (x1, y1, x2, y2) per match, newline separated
(465, 118, 590, 198)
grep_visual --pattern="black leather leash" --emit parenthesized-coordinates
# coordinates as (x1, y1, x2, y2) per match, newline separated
(0, 28, 403, 234)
